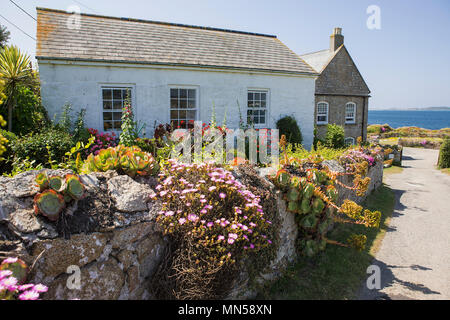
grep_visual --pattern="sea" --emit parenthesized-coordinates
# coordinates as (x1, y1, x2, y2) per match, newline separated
(368, 110, 450, 130)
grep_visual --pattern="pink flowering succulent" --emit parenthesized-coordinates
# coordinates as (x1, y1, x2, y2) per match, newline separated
(0, 257, 48, 300)
(154, 160, 272, 264)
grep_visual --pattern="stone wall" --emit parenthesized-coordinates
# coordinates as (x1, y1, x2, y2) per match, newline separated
(0, 170, 166, 300)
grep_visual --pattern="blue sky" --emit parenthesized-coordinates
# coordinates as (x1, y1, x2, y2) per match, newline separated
(1, 0, 449, 109)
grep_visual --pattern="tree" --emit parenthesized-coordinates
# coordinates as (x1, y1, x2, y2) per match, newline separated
(0, 25, 10, 49)
(0, 46, 32, 132)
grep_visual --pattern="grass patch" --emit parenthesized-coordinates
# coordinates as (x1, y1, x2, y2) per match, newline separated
(258, 184, 395, 300)
(383, 166, 403, 177)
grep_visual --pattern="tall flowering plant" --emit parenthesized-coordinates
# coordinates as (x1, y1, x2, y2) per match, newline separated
(119, 94, 138, 146)
(0, 257, 48, 300)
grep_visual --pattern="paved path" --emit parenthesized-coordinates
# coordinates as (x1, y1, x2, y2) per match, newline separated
(359, 147, 450, 300)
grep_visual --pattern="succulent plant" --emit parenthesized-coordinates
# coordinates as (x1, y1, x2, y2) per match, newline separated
(0, 258, 28, 284)
(287, 201, 299, 213)
(300, 197, 312, 214)
(35, 172, 49, 192)
(34, 189, 65, 221)
(65, 174, 85, 200)
(302, 182, 314, 200)
(286, 187, 300, 202)
(48, 176, 63, 192)
(312, 197, 325, 215)
(301, 214, 318, 229)
(275, 169, 290, 188)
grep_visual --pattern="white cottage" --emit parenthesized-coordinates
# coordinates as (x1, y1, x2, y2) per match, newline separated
(36, 7, 318, 147)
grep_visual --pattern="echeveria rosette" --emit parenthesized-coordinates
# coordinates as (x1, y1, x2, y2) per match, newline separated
(35, 172, 49, 192)
(48, 175, 63, 192)
(33, 189, 65, 221)
(65, 174, 85, 200)
(154, 160, 272, 265)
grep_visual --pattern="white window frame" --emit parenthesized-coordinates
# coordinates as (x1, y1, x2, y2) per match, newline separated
(100, 84, 135, 133)
(345, 137, 356, 146)
(247, 89, 269, 128)
(345, 102, 356, 124)
(316, 101, 329, 125)
(168, 85, 199, 129)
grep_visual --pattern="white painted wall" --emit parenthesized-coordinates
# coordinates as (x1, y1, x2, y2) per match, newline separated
(38, 61, 316, 148)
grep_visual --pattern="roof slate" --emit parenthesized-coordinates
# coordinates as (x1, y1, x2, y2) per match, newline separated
(36, 8, 316, 75)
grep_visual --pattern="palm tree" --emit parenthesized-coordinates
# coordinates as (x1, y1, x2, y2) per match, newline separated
(0, 45, 32, 132)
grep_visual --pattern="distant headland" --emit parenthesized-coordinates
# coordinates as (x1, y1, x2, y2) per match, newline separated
(370, 106, 450, 111)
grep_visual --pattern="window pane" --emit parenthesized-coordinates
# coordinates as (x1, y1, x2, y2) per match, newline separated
(254, 92, 260, 100)
(188, 89, 196, 99)
(187, 110, 196, 119)
(104, 121, 112, 131)
(318, 115, 326, 122)
(261, 100, 266, 108)
(180, 89, 187, 99)
(171, 99, 178, 109)
(259, 117, 265, 123)
(103, 101, 112, 110)
(170, 110, 178, 120)
(103, 89, 112, 100)
(179, 100, 187, 109)
(179, 110, 186, 119)
(187, 99, 195, 109)
(170, 89, 178, 99)
(261, 92, 266, 101)
(103, 112, 112, 121)
(113, 112, 122, 121)
(113, 121, 122, 130)
(113, 100, 122, 110)
(113, 89, 122, 100)
(122, 89, 131, 100)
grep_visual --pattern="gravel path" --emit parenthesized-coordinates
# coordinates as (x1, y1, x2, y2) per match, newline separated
(359, 147, 450, 300)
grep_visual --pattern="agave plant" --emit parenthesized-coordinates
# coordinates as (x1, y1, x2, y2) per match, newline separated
(65, 174, 85, 200)
(34, 189, 65, 221)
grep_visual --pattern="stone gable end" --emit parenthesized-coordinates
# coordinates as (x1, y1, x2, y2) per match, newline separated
(316, 47, 370, 96)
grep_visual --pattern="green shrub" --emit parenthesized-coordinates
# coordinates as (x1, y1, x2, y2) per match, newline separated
(0, 85, 48, 136)
(276, 116, 303, 146)
(0, 128, 16, 174)
(438, 137, 450, 169)
(10, 127, 74, 166)
(324, 124, 345, 149)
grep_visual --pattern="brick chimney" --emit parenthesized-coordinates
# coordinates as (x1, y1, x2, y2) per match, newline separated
(330, 27, 344, 52)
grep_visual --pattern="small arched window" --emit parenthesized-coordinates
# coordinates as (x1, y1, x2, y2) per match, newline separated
(316, 102, 328, 125)
(345, 102, 356, 124)
(345, 137, 356, 146)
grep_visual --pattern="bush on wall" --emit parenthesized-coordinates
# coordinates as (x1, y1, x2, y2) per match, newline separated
(438, 137, 450, 169)
(324, 124, 345, 149)
(276, 116, 303, 146)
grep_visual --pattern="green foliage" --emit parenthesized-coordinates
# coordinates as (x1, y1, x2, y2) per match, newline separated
(438, 137, 450, 169)
(0, 85, 48, 136)
(10, 127, 74, 167)
(47, 136, 94, 173)
(367, 124, 393, 135)
(57, 103, 73, 133)
(72, 108, 90, 144)
(272, 149, 382, 256)
(285, 142, 347, 161)
(0, 24, 9, 49)
(119, 92, 138, 146)
(81, 145, 159, 178)
(323, 124, 345, 149)
(276, 116, 303, 146)
(3, 157, 43, 177)
(0, 45, 33, 132)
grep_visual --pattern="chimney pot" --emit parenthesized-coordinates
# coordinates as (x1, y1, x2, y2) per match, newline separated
(330, 27, 344, 52)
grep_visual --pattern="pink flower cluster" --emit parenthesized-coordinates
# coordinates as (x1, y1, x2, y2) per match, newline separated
(0, 257, 48, 300)
(154, 160, 272, 263)
(87, 128, 118, 156)
(339, 148, 378, 170)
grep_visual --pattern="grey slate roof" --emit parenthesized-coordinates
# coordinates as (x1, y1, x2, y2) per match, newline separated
(36, 8, 316, 75)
